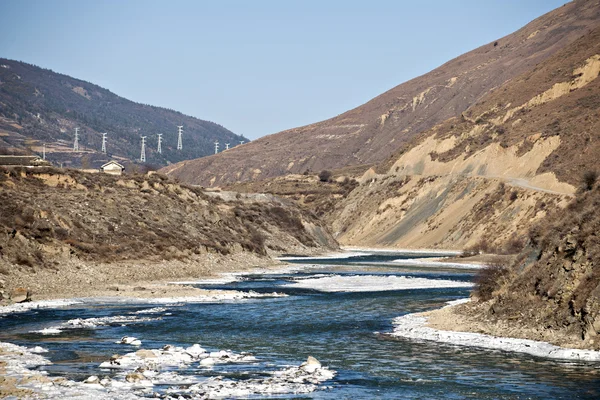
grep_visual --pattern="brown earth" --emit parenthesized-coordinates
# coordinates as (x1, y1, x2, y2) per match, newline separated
(162, 0, 600, 187)
(427, 182, 600, 350)
(0, 167, 337, 300)
(225, 23, 600, 254)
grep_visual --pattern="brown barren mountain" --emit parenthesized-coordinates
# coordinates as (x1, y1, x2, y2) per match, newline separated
(162, 0, 600, 187)
(225, 22, 600, 253)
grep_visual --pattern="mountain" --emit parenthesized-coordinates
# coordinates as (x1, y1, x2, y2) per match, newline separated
(0, 59, 247, 168)
(220, 8, 600, 254)
(162, 0, 600, 187)
(0, 166, 337, 297)
(323, 24, 600, 250)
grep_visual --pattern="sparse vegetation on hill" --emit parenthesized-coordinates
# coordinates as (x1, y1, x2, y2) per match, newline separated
(162, 0, 600, 187)
(0, 167, 336, 274)
(469, 178, 600, 348)
(0, 58, 247, 168)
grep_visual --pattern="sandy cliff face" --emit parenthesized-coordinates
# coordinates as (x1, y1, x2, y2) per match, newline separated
(162, 0, 600, 187)
(443, 184, 600, 350)
(329, 27, 600, 250)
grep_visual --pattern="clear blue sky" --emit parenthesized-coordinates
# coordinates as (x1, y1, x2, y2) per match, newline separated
(0, 0, 567, 139)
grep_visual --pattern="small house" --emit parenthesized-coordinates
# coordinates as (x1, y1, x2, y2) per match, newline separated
(0, 155, 50, 167)
(100, 161, 125, 175)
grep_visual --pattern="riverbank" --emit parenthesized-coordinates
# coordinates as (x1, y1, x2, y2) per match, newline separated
(390, 301, 600, 361)
(422, 300, 600, 352)
(1, 252, 284, 303)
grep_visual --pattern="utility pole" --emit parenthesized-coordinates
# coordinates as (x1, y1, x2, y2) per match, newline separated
(140, 136, 147, 162)
(177, 125, 183, 150)
(101, 133, 107, 154)
(73, 127, 79, 151)
(214, 141, 219, 154)
(157, 133, 163, 154)
(42, 143, 46, 160)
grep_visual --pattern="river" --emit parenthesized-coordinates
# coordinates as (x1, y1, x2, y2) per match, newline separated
(1, 251, 599, 399)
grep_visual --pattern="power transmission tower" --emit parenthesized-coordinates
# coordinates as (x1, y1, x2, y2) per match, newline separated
(101, 133, 107, 154)
(42, 143, 46, 160)
(157, 133, 163, 154)
(214, 141, 219, 154)
(225, 143, 230, 150)
(239, 140, 244, 145)
(73, 127, 79, 151)
(140, 136, 147, 162)
(177, 125, 183, 150)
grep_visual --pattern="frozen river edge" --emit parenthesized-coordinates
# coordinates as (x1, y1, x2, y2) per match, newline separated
(389, 306, 600, 362)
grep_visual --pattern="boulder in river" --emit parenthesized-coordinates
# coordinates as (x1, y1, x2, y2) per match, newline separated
(135, 349, 157, 359)
(10, 287, 31, 303)
(300, 356, 322, 373)
(125, 372, 145, 383)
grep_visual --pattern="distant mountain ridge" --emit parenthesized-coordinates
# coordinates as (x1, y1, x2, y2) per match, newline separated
(0, 58, 247, 168)
(162, 0, 600, 186)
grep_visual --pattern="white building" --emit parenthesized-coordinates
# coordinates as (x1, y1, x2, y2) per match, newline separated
(100, 161, 125, 175)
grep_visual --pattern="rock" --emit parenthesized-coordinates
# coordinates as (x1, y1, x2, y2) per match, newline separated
(125, 372, 145, 383)
(84, 375, 100, 384)
(118, 336, 142, 346)
(100, 377, 112, 386)
(0, 278, 5, 288)
(135, 349, 156, 359)
(300, 356, 322, 373)
(200, 357, 215, 366)
(185, 344, 206, 358)
(10, 287, 31, 303)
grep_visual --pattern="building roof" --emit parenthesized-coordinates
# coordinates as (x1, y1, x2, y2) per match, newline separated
(100, 160, 125, 169)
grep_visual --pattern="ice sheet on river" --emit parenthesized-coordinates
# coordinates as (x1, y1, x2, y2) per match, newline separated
(0, 340, 336, 399)
(390, 313, 600, 362)
(0, 299, 81, 317)
(391, 258, 485, 269)
(277, 251, 371, 261)
(283, 274, 473, 292)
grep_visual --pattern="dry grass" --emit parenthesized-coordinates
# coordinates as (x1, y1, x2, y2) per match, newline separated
(0, 167, 333, 269)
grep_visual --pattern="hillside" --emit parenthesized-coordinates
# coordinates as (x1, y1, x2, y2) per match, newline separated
(162, 0, 600, 187)
(224, 22, 600, 254)
(0, 59, 247, 168)
(0, 167, 336, 298)
(429, 181, 600, 350)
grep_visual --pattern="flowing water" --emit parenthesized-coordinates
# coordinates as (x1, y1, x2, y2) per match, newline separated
(2, 251, 600, 399)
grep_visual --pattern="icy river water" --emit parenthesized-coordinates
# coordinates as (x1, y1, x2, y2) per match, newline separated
(2, 251, 600, 399)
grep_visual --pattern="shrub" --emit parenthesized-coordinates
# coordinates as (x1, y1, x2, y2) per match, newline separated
(474, 262, 509, 301)
(582, 170, 598, 191)
(318, 170, 332, 182)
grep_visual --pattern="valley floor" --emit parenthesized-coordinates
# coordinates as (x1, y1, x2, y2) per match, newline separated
(1, 252, 283, 303)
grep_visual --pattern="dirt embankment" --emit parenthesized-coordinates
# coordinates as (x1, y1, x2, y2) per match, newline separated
(428, 182, 600, 350)
(0, 167, 337, 301)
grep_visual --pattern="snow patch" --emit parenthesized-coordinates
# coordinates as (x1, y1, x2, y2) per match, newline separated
(391, 258, 484, 269)
(342, 247, 462, 256)
(277, 251, 371, 261)
(0, 299, 81, 317)
(390, 313, 600, 361)
(283, 274, 473, 292)
(132, 307, 167, 314)
(144, 290, 287, 304)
